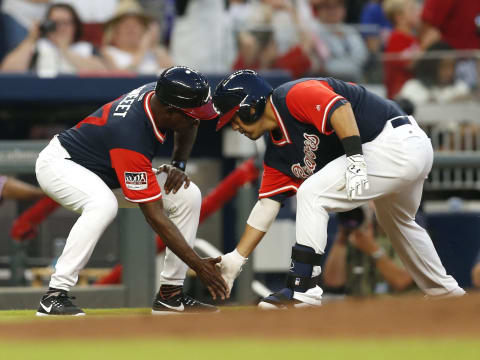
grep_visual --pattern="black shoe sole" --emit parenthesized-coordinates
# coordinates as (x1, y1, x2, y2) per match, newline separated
(151, 308, 220, 315)
(35, 311, 86, 317)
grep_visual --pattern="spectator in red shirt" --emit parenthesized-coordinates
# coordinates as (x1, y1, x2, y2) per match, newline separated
(420, 0, 480, 90)
(420, 0, 480, 50)
(383, 0, 421, 99)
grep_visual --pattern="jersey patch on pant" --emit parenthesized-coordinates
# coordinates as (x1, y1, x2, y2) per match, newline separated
(124, 172, 148, 190)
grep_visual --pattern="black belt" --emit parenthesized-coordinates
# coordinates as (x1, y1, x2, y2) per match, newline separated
(391, 117, 411, 128)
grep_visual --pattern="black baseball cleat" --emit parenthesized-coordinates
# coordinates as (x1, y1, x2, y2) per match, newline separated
(258, 288, 306, 310)
(152, 288, 218, 315)
(36, 289, 85, 316)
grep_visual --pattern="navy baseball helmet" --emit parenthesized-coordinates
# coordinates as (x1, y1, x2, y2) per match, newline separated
(155, 66, 218, 120)
(213, 70, 273, 131)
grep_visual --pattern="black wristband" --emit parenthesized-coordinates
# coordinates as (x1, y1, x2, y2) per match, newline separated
(171, 160, 186, 171)
(341, 136, 363, 157)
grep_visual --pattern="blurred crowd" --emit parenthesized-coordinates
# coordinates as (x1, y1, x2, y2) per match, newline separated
(0, 0, 479, 104)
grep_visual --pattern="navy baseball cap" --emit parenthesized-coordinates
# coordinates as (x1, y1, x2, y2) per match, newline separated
(213, 70, 273, 131)
(156, 66, 218, 120)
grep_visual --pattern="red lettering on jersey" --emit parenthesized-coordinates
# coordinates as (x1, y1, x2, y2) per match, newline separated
(76, 101, 114, 129)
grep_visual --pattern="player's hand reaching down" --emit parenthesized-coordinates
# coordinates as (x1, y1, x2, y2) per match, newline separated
(338, 154, 369, 200)
(218, 250, 248, 296)
(155, 164, 190, 194)
(194, 257, 229, 300)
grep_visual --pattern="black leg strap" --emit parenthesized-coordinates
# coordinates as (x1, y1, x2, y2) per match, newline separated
(291, 247, 323, 266)
(287, 274, 321, 292)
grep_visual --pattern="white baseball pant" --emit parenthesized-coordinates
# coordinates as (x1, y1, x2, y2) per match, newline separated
(35, 136, 201, 291)
(293, 116, 465, 304)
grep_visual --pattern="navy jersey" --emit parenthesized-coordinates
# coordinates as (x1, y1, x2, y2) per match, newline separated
(259, 77, 405, 202)
(58, 83, 165, 203)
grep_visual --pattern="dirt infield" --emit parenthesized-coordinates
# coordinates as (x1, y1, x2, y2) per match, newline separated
(1, 293, 480, 340)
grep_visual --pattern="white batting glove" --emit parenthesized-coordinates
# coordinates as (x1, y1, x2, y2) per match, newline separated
(338, 154, 370, 200)
(218, 250, 247, 296)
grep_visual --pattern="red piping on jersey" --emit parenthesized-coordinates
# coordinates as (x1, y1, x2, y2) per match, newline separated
(269, 96, 292, 146)
(322, 95, 343, 135)
(125, 192, 162, 203)
(76, 101, 114, 129)
(259, 185, 298, 198)
(144, 91, 166, 143)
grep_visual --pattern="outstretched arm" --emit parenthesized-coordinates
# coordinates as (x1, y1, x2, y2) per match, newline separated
(139, 199, 228, 300)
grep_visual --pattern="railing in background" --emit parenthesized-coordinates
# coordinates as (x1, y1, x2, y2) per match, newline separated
(416, 102, 480, 191)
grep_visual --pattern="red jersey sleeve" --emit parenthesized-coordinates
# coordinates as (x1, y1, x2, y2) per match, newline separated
(285, 80, 346, 135)
(110, 148, 161, 203)
(259, 163, 303, 199)
(421, 0, 454, 28)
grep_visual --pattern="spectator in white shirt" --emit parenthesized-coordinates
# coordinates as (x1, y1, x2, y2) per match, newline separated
(0, 3, 106, 75)
(101, 0, 173, 75)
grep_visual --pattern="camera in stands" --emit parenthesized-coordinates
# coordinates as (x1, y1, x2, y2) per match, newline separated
(39, 20, 57, 36)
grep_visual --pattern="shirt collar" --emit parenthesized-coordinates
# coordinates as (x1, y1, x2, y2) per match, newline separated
(144, 91, 166, 143)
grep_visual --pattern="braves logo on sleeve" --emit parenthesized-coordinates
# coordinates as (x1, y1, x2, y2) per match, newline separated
(124, 172, 148, 190)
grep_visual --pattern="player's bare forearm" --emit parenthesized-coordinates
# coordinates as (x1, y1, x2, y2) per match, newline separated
(172, 124, 199, 162)
(140, 200, 228, 299)
(330, 103, 360, 140)
(332, 103, 369, 199)
(236, 224, 267, 258)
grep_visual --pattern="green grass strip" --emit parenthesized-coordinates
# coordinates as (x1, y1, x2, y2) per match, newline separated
(0, 308, 149, 321)
(0, 338, 479, 360)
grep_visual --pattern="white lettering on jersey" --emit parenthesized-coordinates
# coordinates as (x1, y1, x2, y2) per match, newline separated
(113, 85, 146, 117)
(124, 171, 148, 190)
(290, 133, 320, 179)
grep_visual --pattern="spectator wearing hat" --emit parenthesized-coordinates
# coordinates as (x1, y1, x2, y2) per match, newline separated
(0, 3, 106, 75)
(101, 0, 173, 75)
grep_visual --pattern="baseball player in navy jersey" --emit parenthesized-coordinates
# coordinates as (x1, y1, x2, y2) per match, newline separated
(214, 70, 465, 308)
(34, 66, 228, 316)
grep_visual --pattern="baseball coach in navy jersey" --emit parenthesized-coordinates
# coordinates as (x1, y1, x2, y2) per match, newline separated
(215, 70, 464, 309)
(35, 66, 228, 316)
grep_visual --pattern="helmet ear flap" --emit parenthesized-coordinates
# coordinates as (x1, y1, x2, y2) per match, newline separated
(238, 104, 255, 124)
(237, 94, 267, 124)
